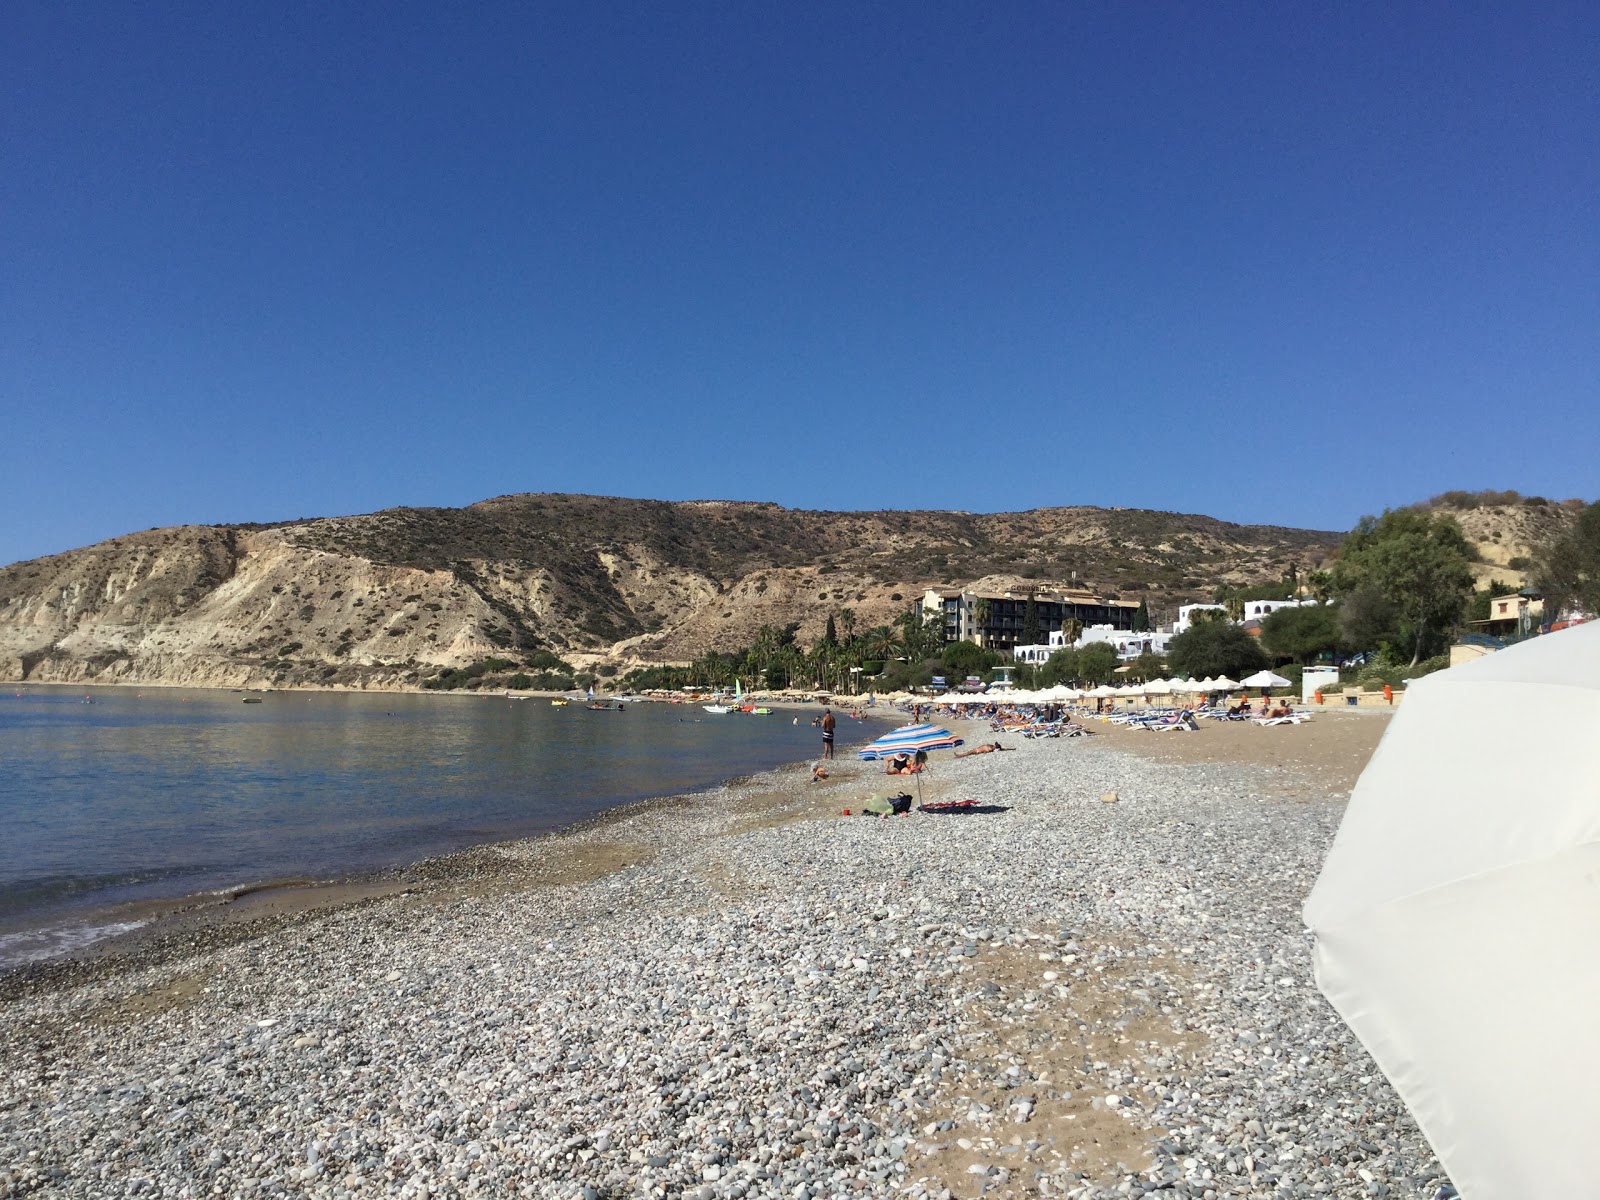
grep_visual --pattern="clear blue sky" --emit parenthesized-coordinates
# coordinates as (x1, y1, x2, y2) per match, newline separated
(4, 2, 1596, 567)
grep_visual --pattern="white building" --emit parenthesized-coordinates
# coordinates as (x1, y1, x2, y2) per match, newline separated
(1173, 603, 1227, 633)
(1241, 598, 1312, 622)
(1075, 625, 1175, 660)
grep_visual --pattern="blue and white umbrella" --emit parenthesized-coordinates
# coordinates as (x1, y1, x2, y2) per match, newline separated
(858, 722, 964, 760)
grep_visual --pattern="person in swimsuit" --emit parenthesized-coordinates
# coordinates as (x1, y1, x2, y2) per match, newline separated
(820, 707, 836, 759)
(954, 742, 1011, 757)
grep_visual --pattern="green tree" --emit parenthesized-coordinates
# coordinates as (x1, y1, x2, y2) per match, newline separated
(1020, 594, 1041, 647)
(1536, 500, 1600, 621)
(1167, 621, 1269, 679)
(1340, 588, 1401, 656)
(824, 614, 838, 646)
(865, 626, 898, 661)
(1038, 646, 1079, 687)
(1259, 604, 1343, 665)
(1132, 598, 1151, 632)
(1077, 641, 1121, 685)
(895, 607, 943, 662)
(1466, 579, 1513, 624)
(838, 607, 857, 643)
(1126, 651, 1166, 681)
(1334, 509, 1476, 664)
(941, 638, 997, 683)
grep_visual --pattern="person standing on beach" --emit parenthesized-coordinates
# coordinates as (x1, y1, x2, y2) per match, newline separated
(821, 707, 836, 759)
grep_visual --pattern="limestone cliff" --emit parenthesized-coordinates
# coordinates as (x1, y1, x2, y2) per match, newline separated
(0, 494, 1343, 688)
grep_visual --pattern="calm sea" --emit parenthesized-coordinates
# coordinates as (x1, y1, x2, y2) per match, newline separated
(0, 687, 875, 964)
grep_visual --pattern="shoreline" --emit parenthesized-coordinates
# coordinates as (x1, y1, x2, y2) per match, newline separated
(0, 706, 906, 985)
(0, 709, 1443, 1200)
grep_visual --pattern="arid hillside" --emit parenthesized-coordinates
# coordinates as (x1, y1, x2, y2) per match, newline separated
(0, 494, 1343, 688)
(1417, 493, 1587, 588)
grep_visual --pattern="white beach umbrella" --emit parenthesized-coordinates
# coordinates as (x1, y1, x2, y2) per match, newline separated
(1303, 623, 1600, 1197)
(1142, 678, 1173, 695)
(1211, 676, 1238, 690)
(1240, 669, 1292, 689)
(1088, 684, 1117, 698)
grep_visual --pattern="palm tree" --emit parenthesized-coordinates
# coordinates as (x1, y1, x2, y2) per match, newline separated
(866, 626, 897, 661)
(839, 607, 857, 643)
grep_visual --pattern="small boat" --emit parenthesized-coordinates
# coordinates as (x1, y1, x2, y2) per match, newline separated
(750, 706, 773, 715)
(550, 698, 569, 707)
(242, 697, 264, 704)
(703, 704, 733, 714)
(585, 701, 624, 712)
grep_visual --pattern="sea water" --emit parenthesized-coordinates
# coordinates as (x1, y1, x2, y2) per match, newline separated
(0, 686, 871, 964)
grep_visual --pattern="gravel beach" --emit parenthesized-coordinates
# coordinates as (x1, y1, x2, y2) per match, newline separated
(0, 710, 1448, 1199)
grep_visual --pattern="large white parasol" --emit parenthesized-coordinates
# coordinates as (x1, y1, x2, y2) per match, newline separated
(1240, 669, 1292, 688)
(1303, 621, 1600, 1197)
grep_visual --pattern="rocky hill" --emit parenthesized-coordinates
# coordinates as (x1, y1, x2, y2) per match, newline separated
(1417, 492, 1587, 588)
(0, 494, 1343, 688)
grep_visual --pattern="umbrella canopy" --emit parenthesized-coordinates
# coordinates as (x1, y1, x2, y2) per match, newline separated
(857, 722, 965, 759)
(1303, 623, 1600, 1197)
(1240, 669, 1292, 688)
(1210, 676, 1239, 690)
(1143, 678, 1173, 695)
(1042, 684, 1079, 701)
(1088, 684, 1117, 697)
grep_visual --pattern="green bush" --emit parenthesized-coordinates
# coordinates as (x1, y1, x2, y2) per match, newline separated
(507, 673, 533, 689)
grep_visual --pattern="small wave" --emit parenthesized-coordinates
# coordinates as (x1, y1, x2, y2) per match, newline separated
(0, 919, 147, 968)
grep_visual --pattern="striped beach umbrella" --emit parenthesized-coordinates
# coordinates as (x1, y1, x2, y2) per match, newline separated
(857, 722, 964, 759)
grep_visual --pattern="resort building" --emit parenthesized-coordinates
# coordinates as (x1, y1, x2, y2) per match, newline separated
(919, 587, 1138, 651)
(1013, 624, 1174, 664)
(1240, 598, 1309, 622)
(1469, 590, 1544, 639)
(1173, 603, 1227, 632)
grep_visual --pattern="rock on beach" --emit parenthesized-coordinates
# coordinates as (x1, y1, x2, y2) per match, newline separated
(0, 713, 1448, 1198)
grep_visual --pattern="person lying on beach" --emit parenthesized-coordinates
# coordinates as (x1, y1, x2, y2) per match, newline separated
(954, 742, 1012, 757)
(1270, 701, 1294, 719)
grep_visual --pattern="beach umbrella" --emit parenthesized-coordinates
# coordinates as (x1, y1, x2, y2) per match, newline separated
(1240, 669, 1291, 689)
(857, 722, 964, 760)
(1211, 676, 1238, 690)
(1143, 678, 1173, 695)
(1303, 622, 1600, 1197)
(1088, 684, 1117, 698)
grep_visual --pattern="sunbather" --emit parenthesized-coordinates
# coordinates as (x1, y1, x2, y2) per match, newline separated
(954, 742, 1012, 757)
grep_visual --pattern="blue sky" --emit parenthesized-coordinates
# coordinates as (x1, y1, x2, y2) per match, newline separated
(3, 2, 1596, 567)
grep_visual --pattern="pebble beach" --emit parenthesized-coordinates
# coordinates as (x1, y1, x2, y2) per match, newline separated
(0, 711, 1447, 1199)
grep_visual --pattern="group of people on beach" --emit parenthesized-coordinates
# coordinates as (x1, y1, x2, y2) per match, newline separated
(1227, 695, 1293, 719)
